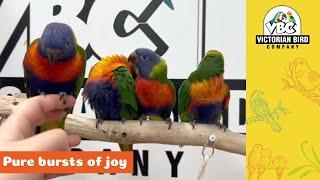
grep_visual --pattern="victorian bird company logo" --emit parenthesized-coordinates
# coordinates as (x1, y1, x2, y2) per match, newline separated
(256, 5, 310, 49)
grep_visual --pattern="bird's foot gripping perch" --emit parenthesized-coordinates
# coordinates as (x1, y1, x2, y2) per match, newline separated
(59, 92, 68, 104)
(213, 121, 227, 132)
(40, 91, 47, 97)
(64, 108, 72, 114)
(0, 116, 6, 126)
(165, 118, 173, 130)
(139, 115, 148, 125)
(95, 118, 103, 129)
(190, 120, 197, 129)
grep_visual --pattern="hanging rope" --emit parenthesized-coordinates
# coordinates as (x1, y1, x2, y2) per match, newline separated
(198, 134, 216, 180)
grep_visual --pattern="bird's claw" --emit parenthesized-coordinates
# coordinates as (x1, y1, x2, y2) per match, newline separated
(121, 119, 126, 125)
(59, 92, 68, 104)
(139, 115, 147, 125)
(190, 120, 196, 129)
(96, 119, 103, 129)
(0, 116, 6, 126)
(179, 145, 184, 148)
(64, 108, 72, 114)
(165, 118, 172, 130)
(214, 121, 227, 132)
(40, 91, 46, 97)
(221, 125, 227, 132)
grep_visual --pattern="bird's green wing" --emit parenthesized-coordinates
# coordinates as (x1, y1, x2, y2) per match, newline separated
(115, 67, 138, 120)
(178, 79, 192, 122)
(74, 45, 87, 96)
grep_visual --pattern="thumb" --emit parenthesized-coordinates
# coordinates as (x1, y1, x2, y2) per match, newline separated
(18, 129, 81, 151)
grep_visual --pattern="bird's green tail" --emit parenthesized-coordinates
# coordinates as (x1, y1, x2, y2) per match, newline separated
(148, 115, 163, 121)
(119, 144, 133, 151)
(40, 119, 65, 132)
(40, 115, 66, 132)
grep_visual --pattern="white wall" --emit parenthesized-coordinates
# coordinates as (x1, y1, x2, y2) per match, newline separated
(0, 0, 246, 179)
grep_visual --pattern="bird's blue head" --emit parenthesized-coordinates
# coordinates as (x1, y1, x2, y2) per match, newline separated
(39, 22, 76, 64)
(128, 48, 161, 78)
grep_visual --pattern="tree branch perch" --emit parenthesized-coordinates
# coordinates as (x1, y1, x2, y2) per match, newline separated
(0, 94, 246, 156)
(65, 114, 246, 155)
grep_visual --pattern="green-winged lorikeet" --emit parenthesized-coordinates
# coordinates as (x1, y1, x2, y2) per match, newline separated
(128, 48, 176, 129)
(178, 50, 230, 130)
(83, 55, 138, 151)
(23, 22, 86, 132)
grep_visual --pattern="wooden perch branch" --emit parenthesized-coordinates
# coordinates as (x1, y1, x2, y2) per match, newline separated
(0, 94, 246, 156)
(0, 93, 27, 118)
(65, 115, 246, 155)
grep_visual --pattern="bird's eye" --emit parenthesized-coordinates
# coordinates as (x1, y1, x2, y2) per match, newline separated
(142, 55, 148, 60)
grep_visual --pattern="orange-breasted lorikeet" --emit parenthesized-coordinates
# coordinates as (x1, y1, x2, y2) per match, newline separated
(83, 55, 138, 151)
(128, 48, 176, 129)
(178, 50, 230, 130)
(23, 22, 86, 132)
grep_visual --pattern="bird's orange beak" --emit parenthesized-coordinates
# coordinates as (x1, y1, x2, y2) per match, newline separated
(47, 48, 62, 65)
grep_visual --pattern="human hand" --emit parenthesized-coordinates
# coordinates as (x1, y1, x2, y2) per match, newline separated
(0, 95, 81, 180)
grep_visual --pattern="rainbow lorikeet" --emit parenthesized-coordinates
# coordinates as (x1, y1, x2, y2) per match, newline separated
(23, 22, 86, 132)
(178, 50, 230, 130)
(128, 48, 176, 129)
(82, 55, 138, 151)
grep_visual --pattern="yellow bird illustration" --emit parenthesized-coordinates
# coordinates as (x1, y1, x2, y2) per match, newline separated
(283, 58, 320, 105)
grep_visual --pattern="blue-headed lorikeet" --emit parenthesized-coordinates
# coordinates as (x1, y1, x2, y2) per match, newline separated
(23, 22, 86, 132)
(178, 50, 229, 130)
(128, 48, 176, 129)
(82, 55, 138, 151)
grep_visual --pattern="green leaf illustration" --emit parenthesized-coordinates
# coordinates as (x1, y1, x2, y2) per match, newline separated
(299, 170, 312, 179)
(290, 141, 320, 179)
(312, 146, 320, 168)
(288, 165, 310, 175)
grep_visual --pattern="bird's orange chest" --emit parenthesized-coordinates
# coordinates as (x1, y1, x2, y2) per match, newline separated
(135, 76, 174, 108)
(189, 77, 227, 104)
(24, 42, 84, 83)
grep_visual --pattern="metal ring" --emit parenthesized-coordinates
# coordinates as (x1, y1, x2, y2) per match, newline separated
(202, 135, 216, 158)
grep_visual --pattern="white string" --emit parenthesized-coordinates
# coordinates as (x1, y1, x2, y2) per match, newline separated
(197, 154, 210, 180)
